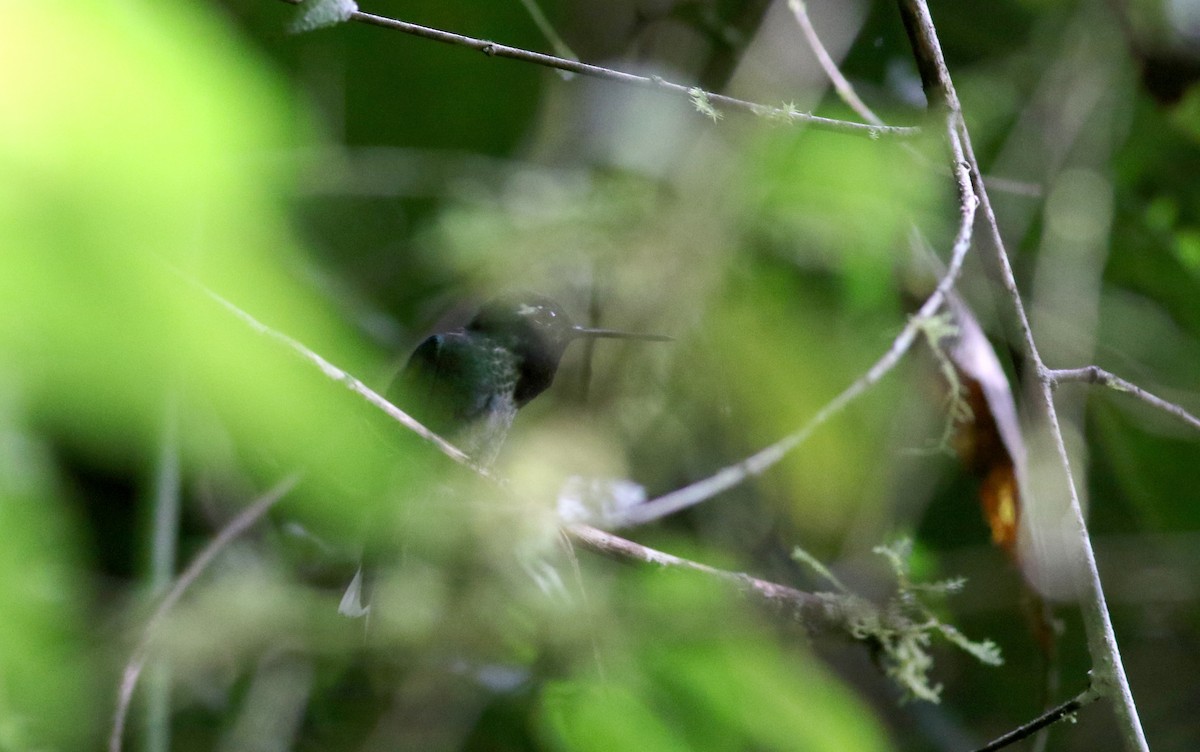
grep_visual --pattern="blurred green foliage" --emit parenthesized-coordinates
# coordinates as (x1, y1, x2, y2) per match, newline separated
(540, 571, 892, 752)
(0, 412, 91, 749)
(1, 0, 1199, 750)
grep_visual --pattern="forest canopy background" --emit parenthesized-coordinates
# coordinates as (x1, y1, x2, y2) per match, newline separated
(1, 0, 1199, 750)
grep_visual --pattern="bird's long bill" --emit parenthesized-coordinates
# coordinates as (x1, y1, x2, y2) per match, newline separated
(571, 326, 673, 342)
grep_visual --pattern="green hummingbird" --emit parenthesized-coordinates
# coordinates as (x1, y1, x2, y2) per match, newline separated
(338, 294, 669, 617)
(391, 294, 670, 466)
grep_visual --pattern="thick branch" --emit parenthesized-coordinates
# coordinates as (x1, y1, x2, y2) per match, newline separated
(277, 0, 918, 138)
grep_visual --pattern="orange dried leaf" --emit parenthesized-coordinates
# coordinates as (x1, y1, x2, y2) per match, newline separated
(943, 296, 1025, 560)
(980, 461, 1019, 552)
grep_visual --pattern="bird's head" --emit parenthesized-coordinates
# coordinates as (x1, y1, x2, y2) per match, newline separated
(467, 294, 670, 405)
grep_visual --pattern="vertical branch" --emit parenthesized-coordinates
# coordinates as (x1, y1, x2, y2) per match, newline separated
(143, 396, 181, 752)
(893, 2, 1148, 751)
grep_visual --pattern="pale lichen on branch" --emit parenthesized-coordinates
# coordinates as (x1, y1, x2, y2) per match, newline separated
(794, 539, 1002, 704)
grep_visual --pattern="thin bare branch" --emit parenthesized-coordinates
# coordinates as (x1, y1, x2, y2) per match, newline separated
(568, 523, 852, 633)
(615, 119, 977, 528)
(894, 2, 1148, 749)
(109, 475, 301, 752)
(786, 0, 1043, 203)
(786, 0, 885, 126)
(788, 0, 1046, 205)
(1049, 366, 1200, 432)
(275, 0, 918, 139)
(973, 684, 1102, 752)
(194, 282, 484, 475)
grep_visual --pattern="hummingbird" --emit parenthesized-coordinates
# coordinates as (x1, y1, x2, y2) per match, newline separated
(390, 294, 671, 467)
(338, 294, 669, 617)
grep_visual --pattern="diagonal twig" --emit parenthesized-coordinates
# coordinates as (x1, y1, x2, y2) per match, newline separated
(109, 475, 301, 752)
(786, 0, 885, 126)
(194, 281, 485, 475)
(614, 117, 978, 528)
(515, 0, 577, 64)
(972, 684, 1101, 752)
(568, 523, 853, 633)
(1048, 366, 1200, 432)
(787, 0, 1038, 199)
